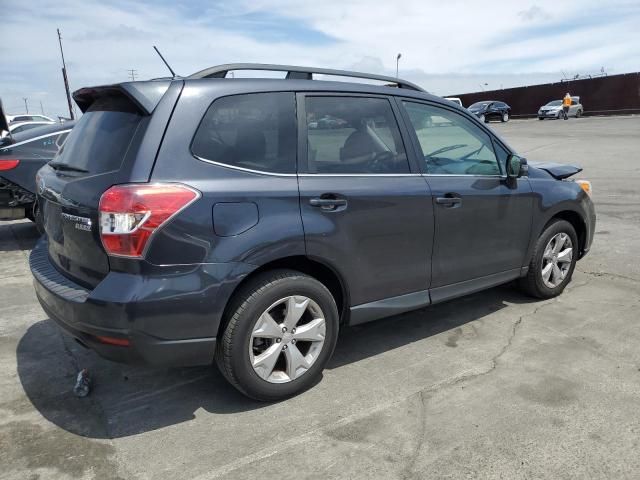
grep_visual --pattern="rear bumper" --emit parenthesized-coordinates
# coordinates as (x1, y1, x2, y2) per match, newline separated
(29, 238, 250, 367)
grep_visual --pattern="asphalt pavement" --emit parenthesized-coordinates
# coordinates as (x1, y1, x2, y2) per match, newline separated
(1, 115, 639, 479)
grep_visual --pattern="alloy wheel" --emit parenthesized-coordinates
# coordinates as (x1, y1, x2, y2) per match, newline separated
(541, 233, 573, 288)
(249, 296, 326, 383)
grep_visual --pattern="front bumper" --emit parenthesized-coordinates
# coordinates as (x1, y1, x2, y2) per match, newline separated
(28, 238, 248, 367)
(538, 110, 561, 118)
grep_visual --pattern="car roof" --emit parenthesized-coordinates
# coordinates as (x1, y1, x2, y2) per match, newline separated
(180, 77, 455, 108)
(10, 120, 55, 127)
(8, 121, 75, 143)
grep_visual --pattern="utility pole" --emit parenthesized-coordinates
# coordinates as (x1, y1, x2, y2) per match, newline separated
(40, 100, 45, 115)
(396, 53, 402, 78)
(23, 98, 29, 113)
(57, 28, 75, 120)
(127, 69, 138, 81)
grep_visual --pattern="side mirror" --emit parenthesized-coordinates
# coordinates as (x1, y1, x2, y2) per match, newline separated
(507, 155, 528, 178)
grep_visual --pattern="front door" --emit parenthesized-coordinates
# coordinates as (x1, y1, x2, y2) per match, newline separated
(400, 100, 533, 293)
(297, 94, 434, 308)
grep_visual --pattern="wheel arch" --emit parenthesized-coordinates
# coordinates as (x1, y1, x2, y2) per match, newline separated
(546, 210, 587, 258)
(217, 255, 350, 339)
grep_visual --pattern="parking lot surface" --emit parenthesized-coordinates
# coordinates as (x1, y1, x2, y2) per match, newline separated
(1, 116, 639, 479)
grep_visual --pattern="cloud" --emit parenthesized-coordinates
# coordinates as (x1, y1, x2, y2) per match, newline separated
(1, 0, 638, 117)
(517, 5, 550, 22)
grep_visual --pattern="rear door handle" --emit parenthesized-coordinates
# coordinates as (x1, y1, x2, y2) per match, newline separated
(310, 197, 347, 210)
(436, 196, 462, 207)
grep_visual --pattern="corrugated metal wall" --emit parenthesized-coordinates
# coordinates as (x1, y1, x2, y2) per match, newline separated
(450, 72, 640, 117)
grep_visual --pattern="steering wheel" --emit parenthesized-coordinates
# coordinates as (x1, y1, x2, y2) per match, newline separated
(368, 151, 395, 173)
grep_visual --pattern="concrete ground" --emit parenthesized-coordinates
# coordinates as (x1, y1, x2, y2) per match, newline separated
(1, 116, 639, 479)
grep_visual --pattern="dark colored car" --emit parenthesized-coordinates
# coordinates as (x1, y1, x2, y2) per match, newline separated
(468, 101, 511, 123)
(0, 121, 74, 225)
(30, 64, 595, 401)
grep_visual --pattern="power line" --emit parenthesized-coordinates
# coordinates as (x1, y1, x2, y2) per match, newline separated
(127, 69, 138, 81)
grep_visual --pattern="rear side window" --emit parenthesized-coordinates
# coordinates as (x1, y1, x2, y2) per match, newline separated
(305, 96, 409, 174)
(52, 94, 143, 173)
(191, 92, 297, 174)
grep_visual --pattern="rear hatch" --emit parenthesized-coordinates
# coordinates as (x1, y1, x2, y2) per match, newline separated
(38, 85, 166, 288)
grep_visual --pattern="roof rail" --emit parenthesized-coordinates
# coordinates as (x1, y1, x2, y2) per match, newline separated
(188, 63, 425, 91)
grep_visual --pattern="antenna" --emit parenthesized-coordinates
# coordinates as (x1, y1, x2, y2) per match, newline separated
(153, 46, 177, 78)
(57, 28, 75, 120)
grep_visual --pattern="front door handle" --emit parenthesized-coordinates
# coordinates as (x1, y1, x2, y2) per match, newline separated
(436, 196, 462, 208)
(310, 197, 347, 210)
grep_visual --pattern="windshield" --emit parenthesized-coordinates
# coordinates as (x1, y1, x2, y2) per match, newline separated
(546, 100, 562, 106)
(469, 102, 490, 109)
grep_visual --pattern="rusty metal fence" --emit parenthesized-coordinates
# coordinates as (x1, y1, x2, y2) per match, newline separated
(450, 72, 640, 117)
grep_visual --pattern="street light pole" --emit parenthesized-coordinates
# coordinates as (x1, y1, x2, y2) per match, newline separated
(396, 53, 402, 78)
(23, 98, 28, 113)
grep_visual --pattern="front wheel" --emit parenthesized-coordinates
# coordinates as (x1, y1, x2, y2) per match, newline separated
(519, 219, 578, 299)
(501, 112, 509, 122)
(479, 114, 486, 123)
(576, 109, 582, 118)
(216, 270, 339, 401)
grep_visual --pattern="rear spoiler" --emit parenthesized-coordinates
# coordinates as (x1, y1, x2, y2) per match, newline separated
(73, 80, 173, 114)
(529, 161, 583, 179)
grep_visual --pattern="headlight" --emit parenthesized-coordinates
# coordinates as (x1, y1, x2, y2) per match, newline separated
(575, 180, 592, 196)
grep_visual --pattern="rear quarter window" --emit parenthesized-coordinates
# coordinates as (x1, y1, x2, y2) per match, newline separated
(191, 92, 297, 174)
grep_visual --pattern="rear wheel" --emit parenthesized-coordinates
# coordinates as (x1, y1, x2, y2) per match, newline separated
(519, 220, 578, 299)
(216, 270, 339, 401)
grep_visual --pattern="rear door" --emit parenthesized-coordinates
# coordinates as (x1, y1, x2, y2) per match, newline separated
(399, 100, 533, 295)
(297, 93, 433, 308)
(38, 87, 176, 288)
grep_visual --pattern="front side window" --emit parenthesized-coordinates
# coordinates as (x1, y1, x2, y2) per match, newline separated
(192, 92, 297, 174)
(305, 96, 409, 174)
(402, 101, 501, 176)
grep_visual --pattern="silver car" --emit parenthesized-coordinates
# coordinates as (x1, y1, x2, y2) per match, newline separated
(538, 97, 583, 120)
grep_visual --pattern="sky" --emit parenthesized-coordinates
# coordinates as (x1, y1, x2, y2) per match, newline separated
(1, 0, 639, 118)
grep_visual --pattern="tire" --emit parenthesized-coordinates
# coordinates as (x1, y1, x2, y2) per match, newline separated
(479, 114, 486, 123)
(216, 269, 339, 401)
(501, 112, 509, 122)
(538, 117, 544, 120)
(576, 109, 582, 118)
(519, 219, 578, 299)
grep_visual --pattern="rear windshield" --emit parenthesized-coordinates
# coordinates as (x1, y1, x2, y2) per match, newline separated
(52, 95, 143, 173)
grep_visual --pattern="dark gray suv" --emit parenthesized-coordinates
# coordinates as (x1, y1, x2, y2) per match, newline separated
(30, 64, 595, 400)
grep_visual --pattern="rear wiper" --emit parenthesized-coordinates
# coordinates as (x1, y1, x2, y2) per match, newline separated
(48, 161, 89, 173)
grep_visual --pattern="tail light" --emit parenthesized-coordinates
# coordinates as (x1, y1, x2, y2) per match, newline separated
(99, 183, 200, 258)
(0, 159, 20, 171)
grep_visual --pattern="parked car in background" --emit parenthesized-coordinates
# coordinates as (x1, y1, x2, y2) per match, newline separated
(0, 121, 74, 226)
(467, 101, 511, 123)
(7, 114, 56, 124)
(444, 97, 463, 107)
(1, 120, 56, 137)
(30, 64, 594, 401)
(538, 97, 583, 119)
